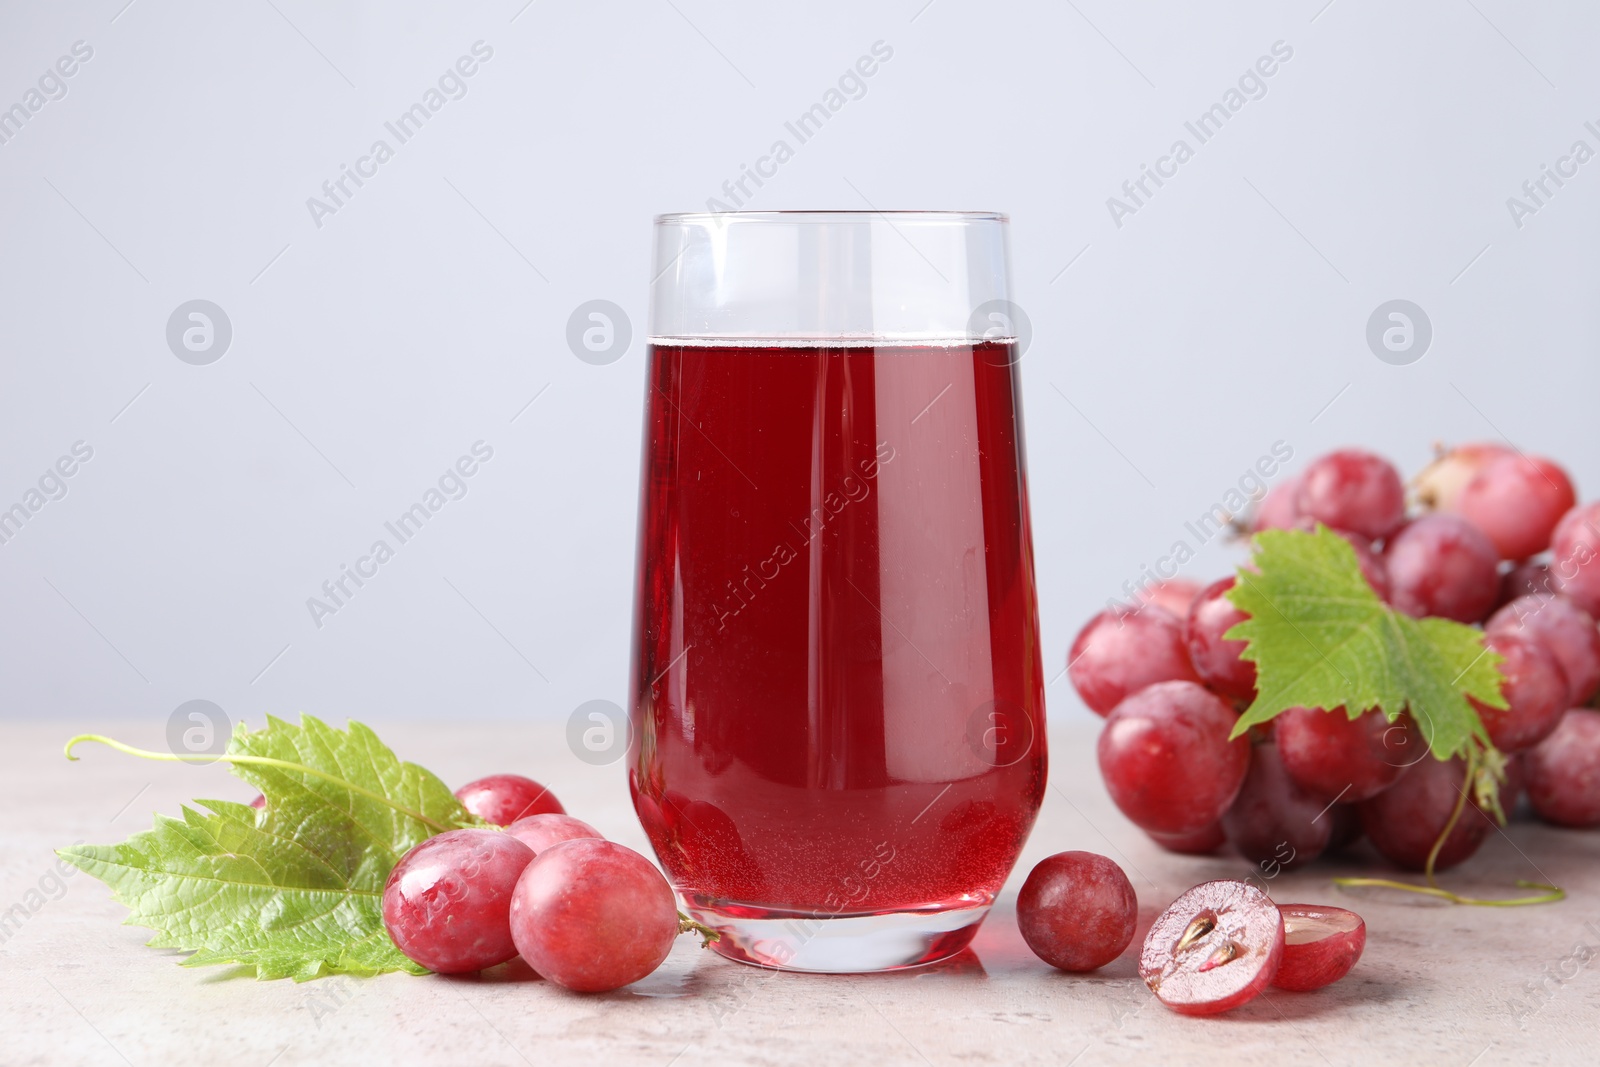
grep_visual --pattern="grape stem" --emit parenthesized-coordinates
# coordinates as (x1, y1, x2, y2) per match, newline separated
(1332, 745, 1565, 908)
(63, 733, 466, 834)
(677, 912, 721, 947)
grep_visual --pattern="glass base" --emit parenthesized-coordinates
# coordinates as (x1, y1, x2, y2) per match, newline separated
(684, 898, 991, 973)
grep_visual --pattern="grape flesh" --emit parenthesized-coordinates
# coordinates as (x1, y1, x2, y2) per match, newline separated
(1384, 514, 1500, 622)
(1524, 709, 1600, 828)
(1452, 454, 1575, 561)
(1551, 502, 1600, 617)
(382, 829, 535, 974)
(1016, 851, 1137, 972)
(1296, 449, 1406, 541)
(1250, 474, 1304, 533)
(1097, 681, 1250, 835)
(1469, 631, 1570, 753)
(1274, 706, 1415, 802)
(505, 813, 603, 855)
(1069, 604, 1201, 717)
(455, 774, 565, 825)
(1184, 577, 1256, 703)
(1357, 756, 1492, 871)
(1272, 905, 1365, 992)
(1487, 595, 1600, 706)
(1139, 879, 1284, 1016)
(1221, 741, 1332, 871)
(508, 839, 678, 992)
(1413, 441, 1512, 512)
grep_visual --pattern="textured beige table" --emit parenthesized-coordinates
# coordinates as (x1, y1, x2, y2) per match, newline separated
(3, 717, 1597, 1067)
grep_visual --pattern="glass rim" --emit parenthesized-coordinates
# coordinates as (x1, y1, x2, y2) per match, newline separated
(654, 209, 1007, 224)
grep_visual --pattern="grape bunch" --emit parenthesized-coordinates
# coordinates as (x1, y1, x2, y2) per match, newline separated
(1071, 444, 1600, 874)
(376, 773, 698, 991)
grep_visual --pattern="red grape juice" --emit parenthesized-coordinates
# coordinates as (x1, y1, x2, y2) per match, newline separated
(629, 340, 1045, 937)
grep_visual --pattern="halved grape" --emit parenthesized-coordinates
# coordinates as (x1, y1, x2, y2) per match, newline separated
(1272, 904, 1365, 992)
(382, 829, 534, 974)
(1139, 880, 1284, 1015)
(1097, 681, 1250, 835)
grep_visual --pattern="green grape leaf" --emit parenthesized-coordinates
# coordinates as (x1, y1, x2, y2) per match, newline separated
(1224, 526, 1507, 760)
(58, 716, 484, 981)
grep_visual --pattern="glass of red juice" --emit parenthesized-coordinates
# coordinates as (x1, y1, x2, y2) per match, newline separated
(629, 211, 1045, 972)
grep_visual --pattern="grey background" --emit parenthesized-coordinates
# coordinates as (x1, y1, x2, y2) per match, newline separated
(1, 0, 1595, 735)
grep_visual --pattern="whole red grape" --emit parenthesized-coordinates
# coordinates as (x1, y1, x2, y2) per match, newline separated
(1452, 454, 1575, 561)
(1068, 604, 1200, 717)
(382, 829, 535, 974)
(1221, 741, 1331, 872)
(1016, 852, 1137, 972)
(505, 813, 603, 855)
(1384, 514, 1500, 623)
(1296, 449, 1406, 542)
(508, 839, 679, 992)
(1470, 631, 1570, 752)
(455, 774, 565, 825)
(1524, 709, 1600, 828)
(1274, 705, 1415, 802)
(1097, 681, 1250, 835)
(1184, 577, 1256, 703)
(1487, 595, 1600, 707)
(1357, 756, 1493, 871)
(1551, 502, 1600, 617)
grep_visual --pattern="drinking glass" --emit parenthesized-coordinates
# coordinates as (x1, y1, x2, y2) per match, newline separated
(628, 211, 1045, 973)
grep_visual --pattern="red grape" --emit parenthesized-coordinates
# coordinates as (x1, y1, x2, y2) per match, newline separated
(382, 829, 535, 974)
(1500, 560, 1557, 607)
(1551, 502, 1600, 617)
(455, 774, 565, 825)
(508, 839, 678, 992)
(1136, 579, 1204, 617)
(1384, 514, 1500, 622)
(1184, 577, 1256, 703)
(1469, 632, 1570, 753)
(1487, 595, 1600, 706)
(1139, 880, 1284, 1016)
(1274, 706, 1415, 802)
(1097, 681, 1250, 835)
(1452, 454, 1575, 561)
(1068, 604, 1201, 717)
(1296, 449, 1406, 542)
(1221, 741, 1332, 872)
(1147, 822, 1227, 856)
(1357, 755, 1492, 871)
(1413, 441, 1513, 513)
(505, 813, 603, 855)
(1524, 709, 1600, 828)
(1250, 474, 1304, 533)
(1016, 852, 1137, 972)
(1272, 905, 1365, 992)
